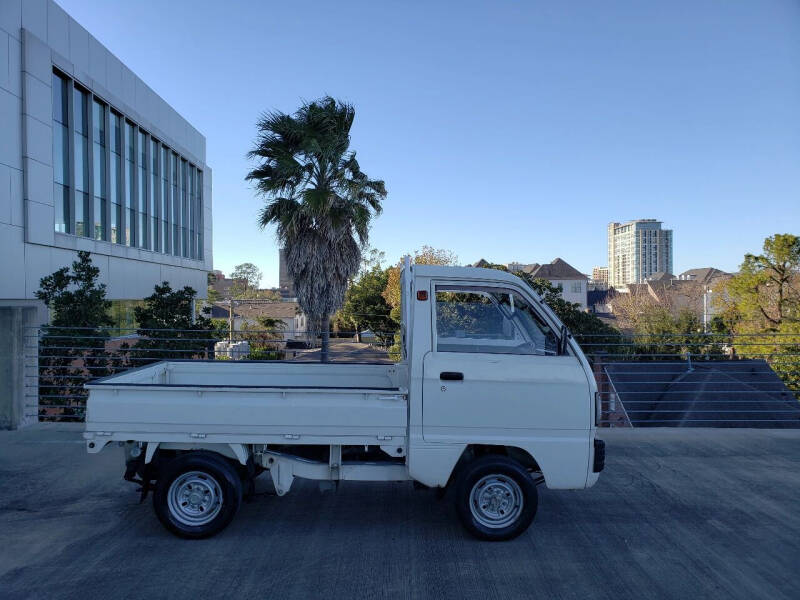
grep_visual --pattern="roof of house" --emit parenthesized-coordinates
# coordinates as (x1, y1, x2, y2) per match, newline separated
(521, 263, 540, 274)
(678, 267, 732, 285)
(529, 258, 587, 280)
(211, 302, 300, 320)
(647, 271, 675, 282)
(603, 360, 800, 428)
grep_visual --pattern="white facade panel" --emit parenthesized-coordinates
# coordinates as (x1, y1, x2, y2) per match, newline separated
(45, 1, 69, 58)
(0, 87, 22, 169)
(21, 27, 49, 83)
(87, 34, 105, 87)
(22, 111, 51, 165)
(67, 16, 88, 73)
(24, 157, 52, 206)
(24, 199, 54, 245)
(9, 162, 22, 225)
(7, 33, 20, 95)
(0, 162, 10, 223)
(0, 222, 25, 297)
(22, 70, 49, 122)
(0, 0, 22, 40)
(20, 0, 46, 41)
(0, 29, 9, 91)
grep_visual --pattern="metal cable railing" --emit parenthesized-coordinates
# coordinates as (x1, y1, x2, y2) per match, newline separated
(24, 326, 800, 426)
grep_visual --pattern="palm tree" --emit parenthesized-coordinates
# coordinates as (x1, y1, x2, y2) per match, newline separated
(246, 97, 387, 362)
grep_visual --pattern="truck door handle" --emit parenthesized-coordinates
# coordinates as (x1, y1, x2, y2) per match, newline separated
(440, 371, 463, 381)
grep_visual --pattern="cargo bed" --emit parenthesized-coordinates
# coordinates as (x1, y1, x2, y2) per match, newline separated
(84, 361, 408, 449)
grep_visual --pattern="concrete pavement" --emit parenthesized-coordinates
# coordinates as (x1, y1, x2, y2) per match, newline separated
(1, 425, 799, 599)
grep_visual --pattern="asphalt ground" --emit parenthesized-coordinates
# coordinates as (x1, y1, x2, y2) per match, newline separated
(1, 425, 799, 600)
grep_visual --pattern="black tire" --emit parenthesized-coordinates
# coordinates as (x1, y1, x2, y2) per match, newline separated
(454, 455, 538, 541)
(153, 452, 243, 539)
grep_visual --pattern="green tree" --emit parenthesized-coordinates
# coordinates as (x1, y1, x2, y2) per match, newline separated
(130, 282, 213, 365)
(339, 264, 397, 345)
(716, 233, 800, 388)
(383, 246, 458, 360)
(230, 262, 263, 298)
(246, 97, 387, 362)
(35, 251, 114, 420)
(207, 272, 221, 303)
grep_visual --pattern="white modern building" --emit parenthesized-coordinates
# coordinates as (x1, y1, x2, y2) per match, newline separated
(0, 0, 212, 428)
(607, 219, 672, 288)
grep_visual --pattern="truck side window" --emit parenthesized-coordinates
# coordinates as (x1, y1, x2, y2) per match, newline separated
(435, 285, 558, 355)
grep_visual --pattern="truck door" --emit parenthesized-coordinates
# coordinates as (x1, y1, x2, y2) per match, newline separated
(422, 283, 591, 442)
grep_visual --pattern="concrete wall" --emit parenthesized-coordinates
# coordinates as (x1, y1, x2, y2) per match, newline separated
(0, 0, 212, 305)
(0, 306, 37, 429)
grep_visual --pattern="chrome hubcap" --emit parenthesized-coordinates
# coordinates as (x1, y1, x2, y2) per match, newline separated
(167, 471, 223, 526)
(469, 474, 524, 529)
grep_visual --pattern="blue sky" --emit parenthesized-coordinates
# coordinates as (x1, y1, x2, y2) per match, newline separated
(59, 0, 800, 287)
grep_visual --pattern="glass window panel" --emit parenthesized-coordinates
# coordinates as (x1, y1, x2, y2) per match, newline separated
(112, 113, 122, 154)
(73, 135, 87, 192)
(93, 196, 106, 241)
(161, 146, 169, 253)
(197, 171, 203, 259)
(180, 160, 187, 257)
(172, 153, 179, 254)
(435, 286, 558, 355)
(92, 100, 105, 144)
(111, 200, 120, 244)
(75, 192, 89, 238)
(52, 72, 68, 124)
(54, 183, 69, 234)
(73, 87, 87, 135)
(53, 124, 69, 185)
(125, 122, 135, 246)
(92, 143, 106, 197)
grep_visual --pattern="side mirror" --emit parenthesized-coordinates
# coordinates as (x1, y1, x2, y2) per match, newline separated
(558, 324, 570, 355)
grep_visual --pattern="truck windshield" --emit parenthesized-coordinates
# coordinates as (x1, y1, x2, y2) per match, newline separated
(435, 285, 558, 355)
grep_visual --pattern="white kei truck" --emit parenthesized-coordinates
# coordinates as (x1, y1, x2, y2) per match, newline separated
(84, 261, 605, 541)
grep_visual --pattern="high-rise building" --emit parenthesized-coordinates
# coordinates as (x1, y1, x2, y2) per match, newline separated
(591, 266, 609, 285)
(607, 220, 673, 288)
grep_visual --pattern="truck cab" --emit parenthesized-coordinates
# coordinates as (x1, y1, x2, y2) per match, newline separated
(85, 261, 603, 541)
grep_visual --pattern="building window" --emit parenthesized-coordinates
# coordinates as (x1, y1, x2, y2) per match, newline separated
(161, 145, 169, 253)
(196, 170, 203, 260)
(109, 112, 122, 243)
(137, 130, 148, 249)
(570, 281, 582, 293)
(181, 159, 188, 257)
(150, 137, 159, 252)
(46, 70, 204, 259)
(172, 153, 179, 255)
(91, 99, 106, 241)
(188, 166, 195, 259)
(73, 86, 89, 237)
(125, 121, 135, 246)
(52, 71, 70, 234)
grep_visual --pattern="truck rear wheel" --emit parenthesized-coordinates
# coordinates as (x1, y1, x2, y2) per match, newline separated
(153, 452, 242, 539)
(455, 455, 538, 541)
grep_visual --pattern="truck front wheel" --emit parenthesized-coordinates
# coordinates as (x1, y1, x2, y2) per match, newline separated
(153, 452, 243, 539)
(455, 455, 538, 541)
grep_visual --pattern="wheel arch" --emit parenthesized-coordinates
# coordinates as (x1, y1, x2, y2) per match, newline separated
(446, 444, 543, 489)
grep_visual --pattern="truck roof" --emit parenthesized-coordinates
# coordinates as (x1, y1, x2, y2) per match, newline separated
(412, 264, 536, 288)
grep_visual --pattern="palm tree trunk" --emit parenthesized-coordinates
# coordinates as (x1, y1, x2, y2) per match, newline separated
(321, 314, 330, 362)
